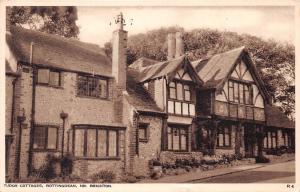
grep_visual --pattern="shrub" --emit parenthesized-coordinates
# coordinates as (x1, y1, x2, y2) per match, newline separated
(148, 159, 162, 167)
(255, 156, 270, 163)
(32, 154, 60, 181)
(91, 170, 116, 183)
(61, 153, 74, 177)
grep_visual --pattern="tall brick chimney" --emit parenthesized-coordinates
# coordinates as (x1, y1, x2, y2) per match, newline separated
(167, 33, 175, 60)
(112, 12, 128, 89)
(175, 32, 184, 57)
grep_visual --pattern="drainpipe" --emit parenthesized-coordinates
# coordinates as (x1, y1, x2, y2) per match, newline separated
(10, 78, 18, 134)
(28, 42, 36, 176)
(60, 111, 68, 157)
(15, 108, 26, 178)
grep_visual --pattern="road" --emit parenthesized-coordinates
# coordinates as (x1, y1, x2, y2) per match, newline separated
(191, 161, 295, 183)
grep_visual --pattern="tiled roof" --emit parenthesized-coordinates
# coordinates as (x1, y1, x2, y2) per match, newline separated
(6, 26, 112, 77)
(192, 46, 244, 88)
(126, 68, 164, 114)
(129, 56, 186, 83)
(265, 105, 295, 129)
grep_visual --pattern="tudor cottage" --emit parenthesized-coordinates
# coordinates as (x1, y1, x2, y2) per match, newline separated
(5, 13, 295, 181)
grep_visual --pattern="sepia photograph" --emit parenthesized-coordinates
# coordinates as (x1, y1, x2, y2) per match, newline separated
(2, 2, 296, 189)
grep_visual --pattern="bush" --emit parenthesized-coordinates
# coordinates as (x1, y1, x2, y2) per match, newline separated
(91, 170, 116, 183)
(255, 156, 270, 163)
(148, 159, 162, 167)
(31, 154, 60, 181)
(61, 153, 74, 177)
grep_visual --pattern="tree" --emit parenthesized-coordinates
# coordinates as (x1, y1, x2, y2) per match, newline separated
(6, 6, 79, 38)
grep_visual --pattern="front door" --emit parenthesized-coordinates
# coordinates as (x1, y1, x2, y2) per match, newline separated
(244, 124, 256, 157)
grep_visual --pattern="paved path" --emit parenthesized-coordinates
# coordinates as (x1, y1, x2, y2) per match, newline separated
(191, 161, 295, 183)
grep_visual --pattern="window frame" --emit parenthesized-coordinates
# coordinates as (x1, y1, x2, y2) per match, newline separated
(138, 123, 149, 142)
(263, 129, 278, 149)
(216, 125, 232, 148)
(77, 74, 109, 99)
(72, 125, 121, 159)
(167, 124, 189, 152)
(36, 68, 62, 88)
(228, 79, 253, 105)
(33, 125, 59, 151)
(167, 80, 195, 117)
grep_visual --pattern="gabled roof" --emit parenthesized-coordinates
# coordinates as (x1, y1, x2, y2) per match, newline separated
(192, 46, 270, 101)
(129, 55, 202, 84)
(192, 46, 244, 89)
(6, 26, 112, 77)
(265, 105, 295, 129)
(126, 68, 165, 114)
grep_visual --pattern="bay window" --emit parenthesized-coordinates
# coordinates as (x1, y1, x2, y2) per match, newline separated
(73, 126, 119, 158)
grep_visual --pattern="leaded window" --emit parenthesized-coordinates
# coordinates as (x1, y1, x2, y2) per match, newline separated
(77, 75, 108, 98)
(33, 126, 58, 150)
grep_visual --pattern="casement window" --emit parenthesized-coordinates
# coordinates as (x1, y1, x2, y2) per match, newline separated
(167, 124, 188, 151)
(217, 126, 231, 148)
(228, 80, 252, 104)
(37, 68, 61, 87)
(263, 130, 277, 149)
(33, 126, 58, 150)
(282, 130, 291, 147)
(77, 74, 108, 99)
(138, 123, 149, 142)
(167, 81, 195, 116)
(73, 126, 119, 158)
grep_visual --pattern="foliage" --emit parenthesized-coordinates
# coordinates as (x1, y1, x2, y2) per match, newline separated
(255, 156, 270, 163)
(60, 153, 74, 176)
(31, 154, 60, 181)
(91, 170, 116, 183)
(6, 6, 79, 38)
(105, 27, 295, 118)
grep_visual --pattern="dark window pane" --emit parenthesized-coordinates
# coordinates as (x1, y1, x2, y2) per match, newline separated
(47, 127, 57, 149)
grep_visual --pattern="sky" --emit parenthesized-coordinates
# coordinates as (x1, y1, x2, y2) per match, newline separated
(76, 6, 294, 47)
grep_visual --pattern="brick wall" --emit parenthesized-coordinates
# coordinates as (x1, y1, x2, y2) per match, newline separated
(132, 115, 163, 176)
(12, 67, 127, 179)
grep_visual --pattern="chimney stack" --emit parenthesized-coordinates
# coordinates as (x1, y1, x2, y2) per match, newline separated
(175, 32, 184, 57)
(112, 12, 127, 89)
(167, 33, 175, 60)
